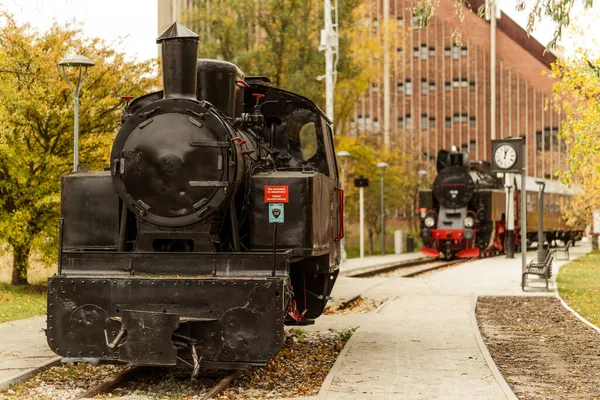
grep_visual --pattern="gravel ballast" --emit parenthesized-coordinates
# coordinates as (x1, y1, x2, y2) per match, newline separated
(0, 329, 354, 400)
(477, 296, 600, 400)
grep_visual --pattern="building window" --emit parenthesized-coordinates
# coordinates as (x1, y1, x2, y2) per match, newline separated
(444, 46, 451, 57)
(469, 139, 476, 150)
(445, 81, 451, 92)
(429, 116, 436, 127)
(411, 15, 422, 28)
(420, 43, 428, 59)
(372, 18, 379, 27)
(453, 112, 460, 123)
(397, 117, 404, 128)
(429, 46, 435, 56)
(421, 79, 428, 95)
(421, 113, 428, 130)
(469, 81, 476, 91)
(445, 117, 452, 127)
(397, 15, 404, 26)
(461, 143, 469, 152)
(461, 78, 468, 88)
(552, 127, 559, 146)
(406, 113, 413, 130)
(372, 82, 379, 92)
(452, 45, 460, 59)
(396, 82, 404, 93)
(405, 79, 413, 96)
(461, 46, 468, 56)
(469, 116, 476, 127)
(429, 81, 436, 92)
(544, 127, 551, 150)
(461, 112, 468, 123)
(397, 47, 403, 56)
(536, 130, 543, 151)
(413, 46, 419, 57)
(452, 78, 460, 88)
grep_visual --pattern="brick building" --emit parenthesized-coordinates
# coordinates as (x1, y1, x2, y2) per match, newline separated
(353, 0, 565, 179)
(158, 0, 564, 179)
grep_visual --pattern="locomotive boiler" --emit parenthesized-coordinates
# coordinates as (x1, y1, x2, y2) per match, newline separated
(419, 149, 583, 259)
(47, 23, 343, 372)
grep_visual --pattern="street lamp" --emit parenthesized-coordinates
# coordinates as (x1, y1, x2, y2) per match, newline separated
(377, 162, 389, 255)
(59, 54, 95, 172)
(336, 150, 351, 264)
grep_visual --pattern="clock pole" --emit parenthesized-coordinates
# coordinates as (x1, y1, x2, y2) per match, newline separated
(505, 173, 515, 258)
(491, 137, 524, 260)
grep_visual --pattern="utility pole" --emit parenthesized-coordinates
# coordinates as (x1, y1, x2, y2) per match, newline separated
(488, 0, 498, 142)
(321, 0, 338, 129)
(383, 0, 390, 148)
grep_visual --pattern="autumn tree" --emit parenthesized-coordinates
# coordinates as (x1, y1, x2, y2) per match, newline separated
(335, 136, 422, 254)
(0, 14, 158, 284)
(550, 53, 600, 228)
(182, 0, 392, 135)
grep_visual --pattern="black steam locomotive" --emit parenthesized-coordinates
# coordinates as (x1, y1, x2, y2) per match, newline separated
(47, 23, 343, 372)
(419, 149, 582, 259)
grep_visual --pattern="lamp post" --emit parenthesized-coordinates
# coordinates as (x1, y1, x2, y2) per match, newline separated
(59, 54, 95, 172)
(336, 150, 351, 264)
(377, 162, 389, 255)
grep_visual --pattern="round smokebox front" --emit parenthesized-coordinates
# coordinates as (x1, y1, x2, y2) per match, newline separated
(112, 101, 234, 228)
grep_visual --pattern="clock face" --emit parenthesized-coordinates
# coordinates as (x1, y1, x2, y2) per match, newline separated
(494, 144, 518, 169)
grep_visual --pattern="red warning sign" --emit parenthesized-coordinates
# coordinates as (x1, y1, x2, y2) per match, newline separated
(264, 185, 289, 203)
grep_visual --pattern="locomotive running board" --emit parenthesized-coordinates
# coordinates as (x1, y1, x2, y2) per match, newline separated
(457, 248, 481, 258)
(421, 247, 441, 257)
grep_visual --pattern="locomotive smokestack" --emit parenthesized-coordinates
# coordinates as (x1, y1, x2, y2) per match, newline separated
(156, 22, 199, 100)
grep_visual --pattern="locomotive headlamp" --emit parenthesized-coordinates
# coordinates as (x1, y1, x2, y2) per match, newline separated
(464, 216, 475, 228)
(424, 215, 436, 228)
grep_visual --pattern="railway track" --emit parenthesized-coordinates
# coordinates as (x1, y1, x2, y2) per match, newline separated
(73, 367, 240, 399)
(346, 257, 467, 278)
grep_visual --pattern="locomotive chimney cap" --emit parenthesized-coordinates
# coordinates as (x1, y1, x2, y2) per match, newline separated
(157, 22, 199, 43)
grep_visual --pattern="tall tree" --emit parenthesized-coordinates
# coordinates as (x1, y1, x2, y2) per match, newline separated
(335, 136, 422, 254)
(550, 53, 600, 228)
(183, 0, 387, 134)
(0, 14, 158, 284)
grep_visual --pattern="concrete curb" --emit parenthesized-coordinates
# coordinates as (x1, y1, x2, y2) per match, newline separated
(0, 356, 61, 390)
(316, 324, 363, 398)
(470, 296, 518, 400)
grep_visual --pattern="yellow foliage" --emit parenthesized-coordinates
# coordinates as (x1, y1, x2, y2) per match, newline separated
(0, 13, 159, 283)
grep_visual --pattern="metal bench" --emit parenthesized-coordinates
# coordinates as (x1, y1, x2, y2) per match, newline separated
(522, 250, 554, 290)
(552, 240, 572, 261)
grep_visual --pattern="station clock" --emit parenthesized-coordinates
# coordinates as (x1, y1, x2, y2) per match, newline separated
(491, 137, 525, 174)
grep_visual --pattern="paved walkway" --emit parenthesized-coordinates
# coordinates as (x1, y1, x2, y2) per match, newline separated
(341, 252, 425, 275)
(0, 315, 58, 389)
(305, 242, 592, 399)
(0, 243, 590, 397)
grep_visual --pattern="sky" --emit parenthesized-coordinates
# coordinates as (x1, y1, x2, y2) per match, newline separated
(1, 0, 159, 61)
(1, 0, 600, 61)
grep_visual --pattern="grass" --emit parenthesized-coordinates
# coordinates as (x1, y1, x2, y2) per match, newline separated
(0, 283, 47, 323)
(557, 250, 600, 327)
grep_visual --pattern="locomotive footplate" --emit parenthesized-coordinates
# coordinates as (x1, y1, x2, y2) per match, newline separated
(47, 276, 287, 368)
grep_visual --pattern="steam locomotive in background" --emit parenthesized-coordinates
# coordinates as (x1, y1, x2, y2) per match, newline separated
(419, 149, 583, 259)
(47, 23, 343, 372)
